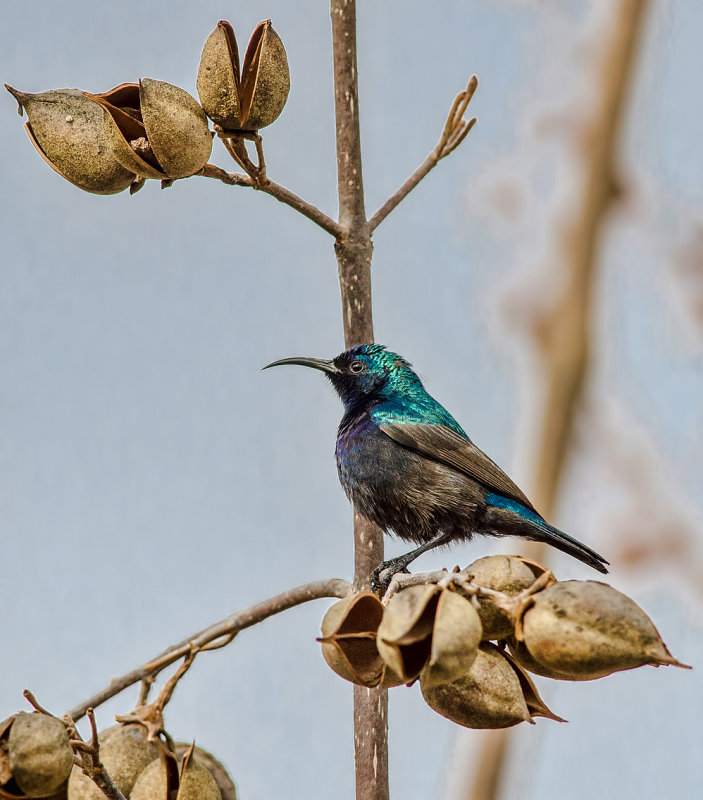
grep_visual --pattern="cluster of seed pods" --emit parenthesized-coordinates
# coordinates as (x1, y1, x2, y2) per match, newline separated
(319, 555, 689, 728)
(5, 19, 290, 196)
(0, 715, 236, 800)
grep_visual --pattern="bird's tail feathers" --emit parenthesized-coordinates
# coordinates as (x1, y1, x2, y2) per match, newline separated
(485, 502, 609, 574)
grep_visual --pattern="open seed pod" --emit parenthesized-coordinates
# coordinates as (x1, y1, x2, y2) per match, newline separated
(421, 642, 562, 729)
(197, 20, 290, 130)
(318, 592, 386, 687)
(517, 580, 691, 680)
(175, 743, 236, 800)
(500, 649, 566, 722)
(5, 85, 135, 195)
(416, 589, 483, 688)
(0, 713, 73, 799)
(130, 744, 221, 800)
(67, 723, 160, 800)
(86, 80, 212, 180)
(464, 555, 549, 639)
(376, 584, 440, 683)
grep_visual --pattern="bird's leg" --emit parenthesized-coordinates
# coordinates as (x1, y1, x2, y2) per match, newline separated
(371, 531, 454, 594)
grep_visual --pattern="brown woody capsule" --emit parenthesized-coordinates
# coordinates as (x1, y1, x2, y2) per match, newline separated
(419, 589, 483, 688)
(67, 723, 160, 800)
(519, 580, 691, 680)
(421, 643, 533, 729)
(5, 85, 135, 195)
(464, 555, 544, 639)
(130, 745, 221, 800)
(89, 80, 212, 180)
(507, 637, 582, 681)
(197, 20, 289, 130)
(2, 712, 73, 798)
(376, 584, 440, 683)
(319, 592, 385, 687)
(175, 743, 236, 800)
(421, 642, 563, 728)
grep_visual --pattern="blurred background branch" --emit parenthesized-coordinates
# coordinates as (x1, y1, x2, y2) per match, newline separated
(465, 1, 649, 797)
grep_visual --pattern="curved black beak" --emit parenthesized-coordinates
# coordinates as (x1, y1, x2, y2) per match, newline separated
(262, 356, 339, 374)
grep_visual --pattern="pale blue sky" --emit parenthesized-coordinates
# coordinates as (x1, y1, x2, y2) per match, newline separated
(1, 2, 701, 799)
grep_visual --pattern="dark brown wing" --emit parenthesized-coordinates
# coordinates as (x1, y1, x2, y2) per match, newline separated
(379, 421, 539, 514)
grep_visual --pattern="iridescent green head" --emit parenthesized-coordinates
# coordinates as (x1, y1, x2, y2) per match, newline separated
(263, 344, 423, 407)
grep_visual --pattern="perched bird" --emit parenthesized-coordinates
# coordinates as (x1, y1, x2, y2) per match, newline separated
(264, 344, 608, 586)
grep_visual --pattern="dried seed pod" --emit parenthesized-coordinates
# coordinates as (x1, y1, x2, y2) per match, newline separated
(197, 20, 289, 130)
(0, 712, 73, 798)
(319, 592, 385, 686)
(500, 649, 566, 722)
(519, 580, 690, 680)
(376, 584, 440, 683)
(89, 80, 212, 180)
(421, 643, 562, 729)
(5, 85, 135, 195)
(175, 743, 236, 800)
(464, 555, 545, 639)
(506, 637, 582, 681)
(130, 745, 221, 800)
(67, 723, 160, 800)
(419, 589, 482, 688)
(377, 664, 406, 689)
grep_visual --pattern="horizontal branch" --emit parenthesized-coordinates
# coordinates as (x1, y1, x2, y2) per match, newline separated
(369, 76, 478, 232)
(67, 578, 352, 722)
(196, 164, 342, 238)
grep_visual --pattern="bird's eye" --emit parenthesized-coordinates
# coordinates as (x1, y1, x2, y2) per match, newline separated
(350, 359, 365, 374)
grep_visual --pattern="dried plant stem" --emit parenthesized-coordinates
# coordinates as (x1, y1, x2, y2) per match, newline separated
(70, 709, 128, 800)
(196, 163, 342, 237)
(466, 2, 649, 798)
(66, 578, 351, 722)
(329, 2, 388, 798)
(369, 76, 478, 232)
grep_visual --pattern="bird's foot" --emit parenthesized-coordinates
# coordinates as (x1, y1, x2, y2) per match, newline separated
(371, 557, 411, 595)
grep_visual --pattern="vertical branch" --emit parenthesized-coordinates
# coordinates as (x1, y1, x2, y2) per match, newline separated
(330, 2, 388, 800)
(528, 0, 648, 520)
(465, 1, 649, 799)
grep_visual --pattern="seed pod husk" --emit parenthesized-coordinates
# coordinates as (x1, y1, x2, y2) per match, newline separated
(175, 743, 236, 800)
(319, 592, 385, 686)
(130, 745, 221, 800)
(5, 85, 135, 195)
(519, 580, 690, 680)
(1, 712, 73, 798)
(464, 555, 546, 639)
(196, 22, 241, 128)
(419, 589, 483, 688)
(89, 80, 212, 179)
(421, 643, 534, 729)
(67, 723, 160, 800)
(500, 649, 566, 722)
(197, 20, 289, 130)
(376, 584, 440, 683)
(506, 637, 583, 681)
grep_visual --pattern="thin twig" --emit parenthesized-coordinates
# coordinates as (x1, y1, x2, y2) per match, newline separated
(67, 578, 351, 722)
(257, 178, 342, 237)
(195, 163, 342, 237)
(369, 76, 478, 232)
(137, 676, 154, 707)
(22, 689, 52, 716)
(64, 708, 128, 800)
(197, 163, 251, 186)
(115, 648, 200, 740)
